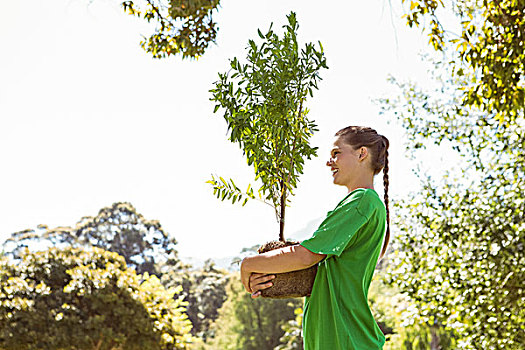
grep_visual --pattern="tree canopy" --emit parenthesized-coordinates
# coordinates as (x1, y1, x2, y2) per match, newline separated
(381, 65, 525, 347)
(161, 259, 230, 341)
(205, 274, 301, 350)
(3, 202, 180, 276)
(402, 0, 524, 124)
(377, 1, 525, 348)
(0, 247, 194, 349)
(120, 0, 220, 59)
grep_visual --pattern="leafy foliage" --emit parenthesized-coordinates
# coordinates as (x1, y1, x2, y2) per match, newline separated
(162, 260, 230, 341)
(205, 274, 302, 350)
(208, 175, 258, 206)
(383, 157, 525, 348)
(275, 307, 303, 350)
(401, 0, 525, 124)
(209, 12, 328, 241)
(378, 15, 525, 350)
(3, 202, 181, 276)
(369, 272, 457, 350)
(375, 1, 525, 348)
(0, 247, 194, 349)
(121, 0, 220, 59)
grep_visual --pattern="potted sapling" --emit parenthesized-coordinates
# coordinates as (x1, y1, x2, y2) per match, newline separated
(208, 12, 328, 298)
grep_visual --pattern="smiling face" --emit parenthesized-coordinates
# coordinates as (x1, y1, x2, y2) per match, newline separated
(326, 136, 371, 191)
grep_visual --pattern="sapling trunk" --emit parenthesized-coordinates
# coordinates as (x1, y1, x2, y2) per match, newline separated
(277, 100, 302, 242)
(279, 178, 286, 242)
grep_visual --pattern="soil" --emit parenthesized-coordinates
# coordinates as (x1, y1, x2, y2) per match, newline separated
(257, 240, 318, 299)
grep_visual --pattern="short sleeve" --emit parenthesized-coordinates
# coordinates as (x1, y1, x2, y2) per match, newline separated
(301, 195, 369, 257)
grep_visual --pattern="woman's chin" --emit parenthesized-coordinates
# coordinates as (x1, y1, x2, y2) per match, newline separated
(333, 178, 350, 188)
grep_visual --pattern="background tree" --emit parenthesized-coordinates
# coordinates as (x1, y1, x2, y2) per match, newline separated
(120, 0, 220, 59)
(2, 225, 51, 260)
(275, 307, 303, 350)
(3, 202, 181, 276)
(1, 203, 235, 344)
(381, 75, 525, 347)
(208, 12, 328, 241)
(0, 247, 194, 350)
(368, 269, 457, 350)
(401, 0, 524, 124)
(377, 1, 525, 347)
(204, 274, 302, 350)
(161, 259, 230, 341)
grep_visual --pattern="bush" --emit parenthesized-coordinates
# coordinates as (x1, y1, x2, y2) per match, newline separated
(0, 247, 194, 350)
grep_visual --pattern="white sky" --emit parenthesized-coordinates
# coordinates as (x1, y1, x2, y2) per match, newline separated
(0, 0, 437, 259)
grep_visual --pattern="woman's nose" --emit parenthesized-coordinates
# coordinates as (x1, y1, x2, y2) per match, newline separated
(326, 158, 333, 166)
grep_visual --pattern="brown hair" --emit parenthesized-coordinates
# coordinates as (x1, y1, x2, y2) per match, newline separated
(335, 126, 390, 259)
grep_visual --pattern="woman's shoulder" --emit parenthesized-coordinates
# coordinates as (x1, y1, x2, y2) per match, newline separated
(339, 188, 384, 217)
(341, 188, 380, 204)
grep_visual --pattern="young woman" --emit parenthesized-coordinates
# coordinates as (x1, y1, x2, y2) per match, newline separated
(240, 126, 390, 350)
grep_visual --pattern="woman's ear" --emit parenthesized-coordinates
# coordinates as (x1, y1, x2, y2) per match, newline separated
(358, 147, 368, 161)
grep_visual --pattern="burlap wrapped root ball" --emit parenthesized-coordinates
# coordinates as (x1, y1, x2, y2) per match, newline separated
(257, 240, 318, 298)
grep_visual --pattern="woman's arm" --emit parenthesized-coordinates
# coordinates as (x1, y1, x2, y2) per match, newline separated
(240, 244, 325, 296)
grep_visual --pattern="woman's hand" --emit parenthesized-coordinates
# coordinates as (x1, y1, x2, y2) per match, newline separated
(240, 258, 275, 298)
(248, 273, 275, 299)
(240, 245, 322, 298)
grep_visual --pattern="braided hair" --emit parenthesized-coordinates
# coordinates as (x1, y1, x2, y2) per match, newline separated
(335, 126, 390, 259)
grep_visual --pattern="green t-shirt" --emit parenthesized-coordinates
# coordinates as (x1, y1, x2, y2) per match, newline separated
(300, 188, 386, 350)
